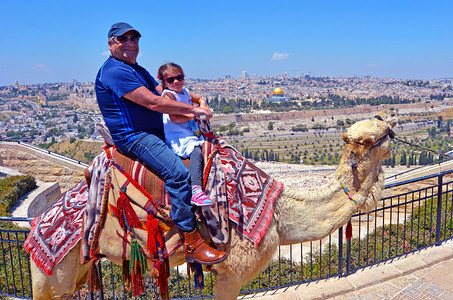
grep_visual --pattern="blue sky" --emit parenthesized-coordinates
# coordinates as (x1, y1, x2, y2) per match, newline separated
(1, 0, 452, 86)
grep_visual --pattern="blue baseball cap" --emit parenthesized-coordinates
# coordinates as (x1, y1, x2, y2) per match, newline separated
(108, 22, 141, 39)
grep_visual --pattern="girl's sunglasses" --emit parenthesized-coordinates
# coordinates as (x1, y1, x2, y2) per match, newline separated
(165, 75, 185, 84)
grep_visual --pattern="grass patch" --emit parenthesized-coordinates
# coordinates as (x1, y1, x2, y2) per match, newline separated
(0, 175, 36, 298)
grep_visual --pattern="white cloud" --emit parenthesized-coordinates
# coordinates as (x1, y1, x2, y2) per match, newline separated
(33, 64, 51, 72)
(272, 52, 289, 61)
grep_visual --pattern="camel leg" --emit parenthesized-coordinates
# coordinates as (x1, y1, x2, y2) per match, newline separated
(31, 261, 52, 300)
(211, 224, 280, 300)
(31, 241, 89, 300)
(214, 273, 243, 300)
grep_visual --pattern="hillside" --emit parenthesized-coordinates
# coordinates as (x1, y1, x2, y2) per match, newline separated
(48, 140, 104, 163)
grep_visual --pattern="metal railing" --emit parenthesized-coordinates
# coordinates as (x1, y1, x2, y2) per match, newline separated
(1, 170, 453, 299)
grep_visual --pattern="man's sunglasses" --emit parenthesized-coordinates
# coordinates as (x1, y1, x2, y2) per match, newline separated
(165, 75, 185, 84)
(112, 35, 140, 44)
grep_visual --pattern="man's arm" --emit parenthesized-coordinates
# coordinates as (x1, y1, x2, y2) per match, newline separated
(123, 86, 212, 119)
(164, 92, 194, 124)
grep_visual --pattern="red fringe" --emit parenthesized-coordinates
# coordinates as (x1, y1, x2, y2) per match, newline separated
(117, 190, 142, 230)
(87, 260, 101, 292)
(157, 261, 169, 295)
(346, 221, 352, 240)
(122, 260, 131, 288)
(131, 261, 145, 297)
(152, 261, 169, 300)
(146, 216, 164, 255)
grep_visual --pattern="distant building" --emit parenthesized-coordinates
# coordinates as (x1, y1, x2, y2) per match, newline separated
(266, 87, 290, 102)
(37, 90, 48, 106)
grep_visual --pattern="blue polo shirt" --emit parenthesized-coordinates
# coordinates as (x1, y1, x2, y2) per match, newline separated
(95, 56, 162, 148)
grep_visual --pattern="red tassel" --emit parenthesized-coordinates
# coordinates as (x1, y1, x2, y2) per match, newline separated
(122, 260, 131, 288)
(131, 264, 145, 296)
(87, 260, 101, 292)
(158, 261, 169, 294)
(152, 261, 169, 299)
(346, 221, 352, 240)
(117, 189, 142, 230)
(146, 216, 159, 255)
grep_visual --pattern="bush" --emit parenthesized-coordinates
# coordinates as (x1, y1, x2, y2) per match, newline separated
(0, 175, 36, 297)
(0, 175, 37, 217)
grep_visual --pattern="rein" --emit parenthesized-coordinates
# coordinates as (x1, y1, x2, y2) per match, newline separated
(374, 114, 451, 159)
(390, 134, 452, 159)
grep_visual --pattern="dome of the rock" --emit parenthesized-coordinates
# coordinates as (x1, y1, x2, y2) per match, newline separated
(273, 87, 284, 95)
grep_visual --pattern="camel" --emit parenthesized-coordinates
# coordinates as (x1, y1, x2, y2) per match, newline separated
(30, 114, 395, 299)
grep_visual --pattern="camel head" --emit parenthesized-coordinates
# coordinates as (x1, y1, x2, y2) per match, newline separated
(342, 115, 395, 161)
(374, 109, 398, 128)
(339, 114, 396, 212)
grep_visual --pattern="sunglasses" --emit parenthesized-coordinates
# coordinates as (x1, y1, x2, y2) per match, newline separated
(112, 35, 140, 44)
(164, 75, 185, 84)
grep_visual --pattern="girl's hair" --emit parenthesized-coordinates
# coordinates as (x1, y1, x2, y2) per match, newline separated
(157, 62, 184, 89)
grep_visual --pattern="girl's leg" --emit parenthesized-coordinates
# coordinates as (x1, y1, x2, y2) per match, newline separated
(190, 146, 213, 206)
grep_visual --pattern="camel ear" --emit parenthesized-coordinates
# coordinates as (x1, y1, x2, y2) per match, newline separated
(342, 132, 349, 143)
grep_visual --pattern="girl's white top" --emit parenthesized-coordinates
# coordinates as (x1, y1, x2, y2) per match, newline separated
(162, 88, 204, 158)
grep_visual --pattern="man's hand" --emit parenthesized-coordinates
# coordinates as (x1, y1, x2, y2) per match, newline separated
(193, 107, 213, 120)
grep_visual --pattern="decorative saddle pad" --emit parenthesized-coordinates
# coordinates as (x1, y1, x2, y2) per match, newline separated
(84, 146, 179, 262)
(95, 163, 181, 262)
(24, 180, 88, 275)
(203, 136, 284, 245)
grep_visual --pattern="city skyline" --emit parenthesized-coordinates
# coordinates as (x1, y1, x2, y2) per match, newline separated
(1, 0, 452, 86)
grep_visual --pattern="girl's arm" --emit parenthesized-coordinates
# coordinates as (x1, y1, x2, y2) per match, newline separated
(165, 93, 195, 124)
(189, 92, 208, 108)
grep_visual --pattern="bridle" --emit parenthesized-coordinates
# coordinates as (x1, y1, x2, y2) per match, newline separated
(346, 118, 394, 170)
(339, 118, 392, 212)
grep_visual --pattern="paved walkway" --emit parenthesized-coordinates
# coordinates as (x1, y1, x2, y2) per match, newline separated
(243, 239, 453, 299)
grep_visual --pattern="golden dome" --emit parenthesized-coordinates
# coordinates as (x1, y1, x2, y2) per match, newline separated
(273, 87, 284, 95)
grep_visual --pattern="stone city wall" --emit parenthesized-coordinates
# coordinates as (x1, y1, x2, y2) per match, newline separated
(0, 142, 88, 191)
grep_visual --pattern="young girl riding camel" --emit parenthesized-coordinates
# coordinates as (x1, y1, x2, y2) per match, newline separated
(158, 62, 214, 207)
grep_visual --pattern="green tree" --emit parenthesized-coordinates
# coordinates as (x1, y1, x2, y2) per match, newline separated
(400, 151, 407, 165)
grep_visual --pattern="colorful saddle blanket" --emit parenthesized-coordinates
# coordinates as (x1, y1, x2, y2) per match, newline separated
(24, 180, 88, 275)
(203, 136, 284, 245)
(82, 147, 175, 262)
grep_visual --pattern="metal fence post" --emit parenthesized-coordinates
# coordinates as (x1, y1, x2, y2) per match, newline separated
(97, 261, 104, 300)
(338, 226, 343, 277)
(435, 174, 443, 245)
(346, 238, 352, 275)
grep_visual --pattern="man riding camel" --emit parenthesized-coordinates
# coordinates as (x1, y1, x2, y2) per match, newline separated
(95, 22, 227, 265)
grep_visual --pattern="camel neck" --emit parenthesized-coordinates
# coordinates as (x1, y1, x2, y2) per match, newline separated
(275, 179, 358, 245)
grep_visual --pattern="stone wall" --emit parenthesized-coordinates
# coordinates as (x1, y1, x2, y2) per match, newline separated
(0, 142, 88, 191)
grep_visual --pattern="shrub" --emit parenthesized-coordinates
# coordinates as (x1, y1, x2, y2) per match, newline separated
(0, 175, 37, 217)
